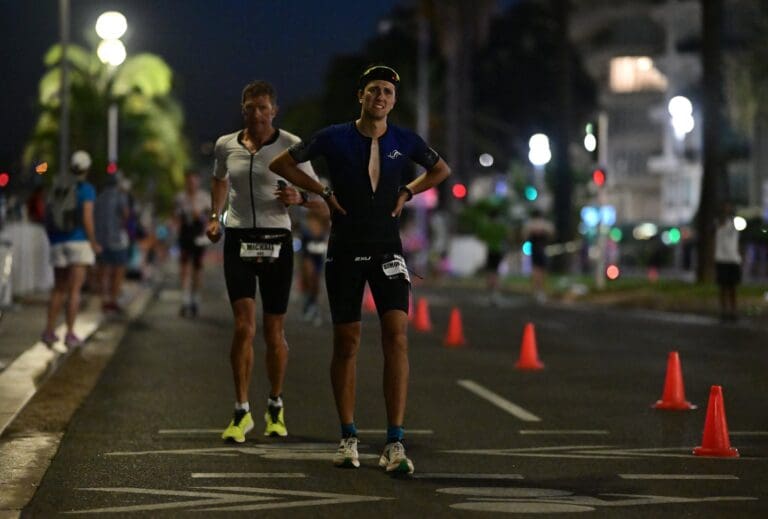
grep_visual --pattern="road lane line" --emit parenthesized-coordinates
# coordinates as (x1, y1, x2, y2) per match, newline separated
(520, 430, 608, 435)
(159, 429, 221, 434)
(356, 429, 434, 435)
(414, 473, 524, 480)
(730, 431, 768, 436)
(192, 473, 306, 479)
(619, 474, 739, 480)
(457, 380, 541, 422)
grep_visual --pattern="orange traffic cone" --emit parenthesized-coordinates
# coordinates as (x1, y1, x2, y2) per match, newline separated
(515, 322, 544, 370)
(363, 284, 376, 313)
(693, 385, 739, 457)
(653, 351, 696, 410)
(443, 307, 466, 347)
(413, 297, 432, 332)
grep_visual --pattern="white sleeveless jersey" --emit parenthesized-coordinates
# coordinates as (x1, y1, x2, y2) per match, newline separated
(212, 129, 318, 229)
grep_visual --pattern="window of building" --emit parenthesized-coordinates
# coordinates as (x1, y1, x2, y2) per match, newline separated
(610, 57, 668, 93)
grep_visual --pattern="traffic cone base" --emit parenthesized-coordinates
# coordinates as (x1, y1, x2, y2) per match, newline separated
(693, 385, 739, 458)
(443, 307, 466, 348)
(515, 322, 544, 370)
(363, 285, 376, 313)
(652, 351, 696, 411)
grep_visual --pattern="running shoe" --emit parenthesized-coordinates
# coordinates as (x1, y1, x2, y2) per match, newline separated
(64, 332, 83, 348)
(221, 410, 254, 443)
(263, 405, 288, 437)
(41, 330, 59, 347)
(378, 441, 414, 474)
(333, 436, 360, 468)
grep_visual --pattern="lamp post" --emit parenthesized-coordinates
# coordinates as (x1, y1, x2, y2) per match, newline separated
(95, 11, 127, 172)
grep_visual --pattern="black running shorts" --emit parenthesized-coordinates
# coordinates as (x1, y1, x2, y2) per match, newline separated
(223, 228, 293, 313)
(325, 246, 410, 324)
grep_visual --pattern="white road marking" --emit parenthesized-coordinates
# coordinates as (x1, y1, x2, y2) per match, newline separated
(414, 473, 524, 480)
(439, 487, 756, 514)
(520, 430, 609, 435)
(191, 473, 306, 479)
(356, 429, 434, 435)
(457, 380, 541, 422)
(105, 442, 380, 461)
(619, 474, 738, 480)
(67, 486, 388, 514)
(447, 445, 767, 461)
(730, 431, 768, 436)
(158, 429, 221, 435)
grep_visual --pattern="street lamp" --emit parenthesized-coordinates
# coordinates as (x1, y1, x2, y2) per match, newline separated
(95, 11, 127, 172)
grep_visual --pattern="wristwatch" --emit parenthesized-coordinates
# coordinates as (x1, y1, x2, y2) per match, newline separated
(398, 185, 414, 201)
(321, 185, 334, 200)
(209, 211, 220, 221)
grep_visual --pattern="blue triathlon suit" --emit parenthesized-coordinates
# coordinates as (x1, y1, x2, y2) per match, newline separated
(289, 122, 440, 324)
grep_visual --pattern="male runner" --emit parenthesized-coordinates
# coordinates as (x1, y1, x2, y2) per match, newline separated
(207, 80, 326, 442)
(270, 65, 451, 474)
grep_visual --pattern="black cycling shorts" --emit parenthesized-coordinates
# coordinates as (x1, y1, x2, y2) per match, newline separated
(325, 247, 410, 324)
(223, 228, 293, 313)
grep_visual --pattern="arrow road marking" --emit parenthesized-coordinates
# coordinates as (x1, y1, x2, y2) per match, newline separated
(457, 380, 541, 422)
(66, 486, 389, 514)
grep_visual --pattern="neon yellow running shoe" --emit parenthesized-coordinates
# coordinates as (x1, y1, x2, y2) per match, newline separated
(221, 410, 254, 443)
(264, 406, 288, 437)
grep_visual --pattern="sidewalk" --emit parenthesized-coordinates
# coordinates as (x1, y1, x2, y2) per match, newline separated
(0, 279, 156, 437)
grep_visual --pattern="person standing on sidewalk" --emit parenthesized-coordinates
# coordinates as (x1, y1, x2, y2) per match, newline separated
(270, 64, 451, 474)
(715, 202, 742, 321)
(206, 80, 327, 443)
(175, 170, 210, 317)
(94, 172, 131, 313)
(42, 150, 101, 350)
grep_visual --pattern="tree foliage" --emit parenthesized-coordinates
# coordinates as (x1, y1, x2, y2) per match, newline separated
(24, 43, 189, 210)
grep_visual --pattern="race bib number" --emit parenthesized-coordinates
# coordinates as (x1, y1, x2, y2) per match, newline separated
(240, 241, 282, 261)
(382, 254, 410, 283)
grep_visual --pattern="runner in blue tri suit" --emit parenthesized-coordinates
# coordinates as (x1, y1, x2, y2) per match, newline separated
(270, 64, 451, 475)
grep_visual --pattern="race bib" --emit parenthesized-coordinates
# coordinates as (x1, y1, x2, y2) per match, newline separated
(240, 241, 282, 261)
(382, 254, 410, 283)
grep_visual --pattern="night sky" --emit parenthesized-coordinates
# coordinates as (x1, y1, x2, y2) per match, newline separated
(0, 0, 403, 169)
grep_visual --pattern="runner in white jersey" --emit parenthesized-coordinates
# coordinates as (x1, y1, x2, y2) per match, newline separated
(206, 80, 328, 442)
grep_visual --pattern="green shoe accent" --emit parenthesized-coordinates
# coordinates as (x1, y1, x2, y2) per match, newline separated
(264, 406, 288, 437)
(221, 411, 254, 443)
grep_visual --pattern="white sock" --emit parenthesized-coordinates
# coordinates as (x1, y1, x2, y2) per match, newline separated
(267, 396, 283, 408)
(235, 401, 250, 413)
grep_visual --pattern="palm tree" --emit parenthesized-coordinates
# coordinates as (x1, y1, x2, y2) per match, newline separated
(24, 43, 189, 206)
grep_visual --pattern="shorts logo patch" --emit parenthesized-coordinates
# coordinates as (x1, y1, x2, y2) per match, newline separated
(387, 150, 403, 159)
(354, 256, 371, 262)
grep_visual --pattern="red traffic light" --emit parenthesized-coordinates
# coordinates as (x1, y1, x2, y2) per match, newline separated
(452, 183, 467, 199)
(106, 161, 118, 174)
(592, 168, 606, 187)
(0, 172, 9, 188)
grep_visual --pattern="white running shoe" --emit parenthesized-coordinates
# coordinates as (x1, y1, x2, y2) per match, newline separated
(378, 441, 414, 474)
(333, 437, 360, 468)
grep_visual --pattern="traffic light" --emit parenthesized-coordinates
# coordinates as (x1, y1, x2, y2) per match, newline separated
(106, 161, 118, 175)
(451, 183, 467, 199)
(524, 185, 538, 201)
(592, 167, 606, 188)
(0, 172, 9, 188)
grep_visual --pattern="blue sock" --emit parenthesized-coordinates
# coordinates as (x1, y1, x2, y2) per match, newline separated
(386, 425, 404, 444)
(341, 422, 357, 438)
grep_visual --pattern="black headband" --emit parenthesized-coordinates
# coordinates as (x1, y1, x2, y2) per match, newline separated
(358, 65, 400, 91)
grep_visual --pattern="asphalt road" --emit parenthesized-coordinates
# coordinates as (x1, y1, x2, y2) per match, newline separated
(14, 269, 768, 517)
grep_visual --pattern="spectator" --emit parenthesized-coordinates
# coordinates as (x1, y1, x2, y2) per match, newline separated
(41, 150, 101, 350)
(523, 208, 555, 303)
(94, 173, 131, 313)
(714, 202, 741, 321)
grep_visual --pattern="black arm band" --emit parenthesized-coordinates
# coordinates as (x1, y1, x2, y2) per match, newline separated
(399, 185, 414, 201)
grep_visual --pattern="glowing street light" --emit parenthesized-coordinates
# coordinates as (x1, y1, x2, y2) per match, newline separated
(528, 133, 551, 167)
(668, 95, 694, 139)
(95, 11, 127, 40)
(96, 11, 127, 171)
